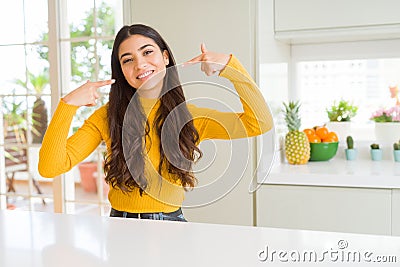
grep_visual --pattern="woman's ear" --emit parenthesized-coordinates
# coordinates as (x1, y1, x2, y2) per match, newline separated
(163, 50, 169, 65)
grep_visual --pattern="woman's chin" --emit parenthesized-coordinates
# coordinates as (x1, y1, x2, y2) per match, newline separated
(137, 77, 164, 95)
(136, 84, 162, 98)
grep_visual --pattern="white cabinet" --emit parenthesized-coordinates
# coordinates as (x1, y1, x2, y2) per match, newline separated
(257, 157, 400, 235)
(256, 184, 393, 235)
(275, 0, 400, 32)
(393, 189, 400, 236)
(274, 0, 400, 43)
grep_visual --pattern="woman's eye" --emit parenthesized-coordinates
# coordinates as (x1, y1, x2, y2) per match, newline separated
(144, 50, 153, 56)
(122, 58, 133, 64)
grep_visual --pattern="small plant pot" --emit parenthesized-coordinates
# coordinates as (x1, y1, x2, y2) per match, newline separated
(394, 150, 400, 162)
(345, 148, 357, 161)
(370, 149, 383, 161)
(78, 162, 98, 193)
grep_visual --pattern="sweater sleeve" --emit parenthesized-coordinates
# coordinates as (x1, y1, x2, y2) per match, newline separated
(38, 101, 104, 178)
(193, 55, 273, 141)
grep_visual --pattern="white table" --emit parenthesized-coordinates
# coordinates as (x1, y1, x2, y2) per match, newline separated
(1, 210, 399, 266)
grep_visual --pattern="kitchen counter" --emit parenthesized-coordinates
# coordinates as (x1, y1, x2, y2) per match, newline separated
(1, 210, 400, 266)
(257, 132, 400, 189)
(259, 154, 400, 189)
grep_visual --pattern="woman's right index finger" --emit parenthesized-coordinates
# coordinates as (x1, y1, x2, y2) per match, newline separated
(183, 55, 203, 67)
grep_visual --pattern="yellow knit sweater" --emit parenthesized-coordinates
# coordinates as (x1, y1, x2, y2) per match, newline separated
(39, 55, 273, 213)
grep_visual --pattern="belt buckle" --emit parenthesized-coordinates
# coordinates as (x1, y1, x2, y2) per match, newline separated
(153, 213, 164, 220)
(138, 212, 164, 221)
(138, 212, 164, 220)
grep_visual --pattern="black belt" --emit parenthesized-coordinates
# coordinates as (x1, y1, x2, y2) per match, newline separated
(110, 207, 186, 221)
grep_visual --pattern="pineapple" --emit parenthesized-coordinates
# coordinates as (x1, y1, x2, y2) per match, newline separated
(283, 101, 310, 164)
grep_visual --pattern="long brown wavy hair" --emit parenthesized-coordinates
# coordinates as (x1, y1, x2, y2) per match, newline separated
(104, 24, 202, 194)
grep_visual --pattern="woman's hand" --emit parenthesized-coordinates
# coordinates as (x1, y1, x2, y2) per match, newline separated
(185, 43, 230, 76)
(62, 79, 115, 107)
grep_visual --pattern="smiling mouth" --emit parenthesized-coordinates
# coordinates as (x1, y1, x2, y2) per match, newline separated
(137, 70, 154, 79)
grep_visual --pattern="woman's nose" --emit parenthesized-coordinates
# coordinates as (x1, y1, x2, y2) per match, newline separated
(135, 57, 148, 69)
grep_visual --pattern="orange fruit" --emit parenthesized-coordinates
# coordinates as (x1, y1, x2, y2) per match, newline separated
(322, 132, 338, 142)
(315, 126, 329, 139)
(308, 134, 321, 143)
(303, 128, 315, 137)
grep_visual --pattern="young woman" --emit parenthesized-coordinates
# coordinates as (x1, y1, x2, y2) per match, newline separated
(39, 24, 273, 221)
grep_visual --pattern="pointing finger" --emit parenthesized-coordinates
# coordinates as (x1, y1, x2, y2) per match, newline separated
(201, 43, 208, 54)
(91, 79, 115, 89)
(183, 54, 203, 66)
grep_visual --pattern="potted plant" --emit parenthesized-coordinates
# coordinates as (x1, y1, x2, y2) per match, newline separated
(370, 143, 383, 161)
(326, 99, 358, 142)
(345, 136, 357, 160)
(370, 106, 400, 142)
(77, 149, 103, 193)
(326, 99, 358, 122)
(2, 94, 28, 173)
(3, 94, 26, 137)
(78, 160, 99, 193)
(2, 93, 45, 206)
(78, 147, 109, 195)
(74, 97, 108, 193)
(14, 70, 49, 143)
(393, 140, 400, 162)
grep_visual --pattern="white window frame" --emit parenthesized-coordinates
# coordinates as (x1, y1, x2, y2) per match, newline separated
(0, 0, 52, 211)
(47, 0, 131, 213)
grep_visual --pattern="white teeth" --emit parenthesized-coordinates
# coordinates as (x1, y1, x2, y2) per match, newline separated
(137, 70, 153, 79)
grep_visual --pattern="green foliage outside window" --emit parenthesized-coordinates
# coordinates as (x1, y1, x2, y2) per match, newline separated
(37, 2, 115, 83)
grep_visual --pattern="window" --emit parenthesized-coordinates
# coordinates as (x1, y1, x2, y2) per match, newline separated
(0, 0, 51, 211)
(291, 39, 400, 141)
(0, 0, 123, 215)
(59, 0, 122, 216)
(297, 58, 400, 129)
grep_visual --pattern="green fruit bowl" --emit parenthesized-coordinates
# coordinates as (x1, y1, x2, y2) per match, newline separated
(309, 142, 339, 161)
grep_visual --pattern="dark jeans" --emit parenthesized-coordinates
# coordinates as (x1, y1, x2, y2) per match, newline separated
(110, 207, 187, 222)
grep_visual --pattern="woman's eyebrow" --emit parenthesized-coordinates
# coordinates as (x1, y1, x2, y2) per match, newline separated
(119, 44, 155, 60)
(138, 44, 154, 51)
